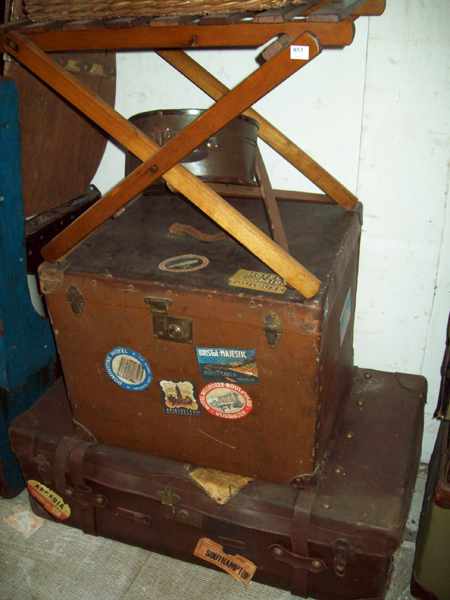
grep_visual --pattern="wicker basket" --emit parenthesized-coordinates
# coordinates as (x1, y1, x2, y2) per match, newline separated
(23, 0, 303, 22)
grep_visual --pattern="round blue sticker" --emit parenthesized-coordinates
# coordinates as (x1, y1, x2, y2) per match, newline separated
(105, 347, 152, 391)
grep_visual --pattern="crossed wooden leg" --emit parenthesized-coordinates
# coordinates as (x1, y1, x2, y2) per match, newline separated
(3, 31, 323, 297)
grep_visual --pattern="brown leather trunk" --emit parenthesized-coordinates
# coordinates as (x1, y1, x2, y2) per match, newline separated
(9, 367, 425, 599)
(39, 192, 361, 484)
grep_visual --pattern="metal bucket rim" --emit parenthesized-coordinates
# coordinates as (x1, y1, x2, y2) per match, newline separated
(128, 108, 259, 130)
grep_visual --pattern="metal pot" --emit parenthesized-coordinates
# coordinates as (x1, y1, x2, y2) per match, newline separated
(125, 109, 259, 189)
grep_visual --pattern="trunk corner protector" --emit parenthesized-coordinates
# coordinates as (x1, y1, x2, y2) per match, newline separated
(38, 260, 68, 295)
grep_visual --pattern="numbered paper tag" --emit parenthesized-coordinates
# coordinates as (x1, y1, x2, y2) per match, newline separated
(290, 45, 310, 60)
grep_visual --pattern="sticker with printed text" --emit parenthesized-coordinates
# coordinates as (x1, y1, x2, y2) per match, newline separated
(159, 380, 201, 415)
(27, 480, 71, 521)
(228, 269, 286, 295)
(158, 254, 209, 273)
(196, 347, 258, 384)
(105, 347, 152, 391)
(194, 538, 257, 585)
(290, 45, 310, 60)
(199, 383, 252, 420)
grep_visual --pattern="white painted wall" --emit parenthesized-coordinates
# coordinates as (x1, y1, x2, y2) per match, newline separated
(354, 0, 450, 460)
(92, 1, 450, 461)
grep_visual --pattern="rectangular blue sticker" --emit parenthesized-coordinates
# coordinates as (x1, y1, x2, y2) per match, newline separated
(196, 347, 259, 384)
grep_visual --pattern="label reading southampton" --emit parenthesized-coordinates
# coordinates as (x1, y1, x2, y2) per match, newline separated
(27, 480, 71, 521)
(158, 254, 209, 273)
(194, 538, 257, 585)
(105, 347, 152, 391)
(339, 289, 352, 346)
(159, 380, 201, 416)
(196, 347, 258, 384)
(199, 383, 252, 420)
(228, 269, 287, 295)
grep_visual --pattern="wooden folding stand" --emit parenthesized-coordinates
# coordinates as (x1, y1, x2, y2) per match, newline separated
(0, 0, 386, 299)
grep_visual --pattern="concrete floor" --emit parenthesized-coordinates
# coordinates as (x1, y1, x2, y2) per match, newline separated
(0, 466, 427, 600)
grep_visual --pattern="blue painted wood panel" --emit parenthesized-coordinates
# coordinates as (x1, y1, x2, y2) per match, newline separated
(0, 80, 56, 390)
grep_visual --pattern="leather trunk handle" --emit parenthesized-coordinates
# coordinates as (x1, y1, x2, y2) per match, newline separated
(54, 436, 94, 493)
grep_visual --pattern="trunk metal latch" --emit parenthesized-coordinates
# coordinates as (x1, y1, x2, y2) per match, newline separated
(264, 312, 282, 347)
(145, 297, 192, 343)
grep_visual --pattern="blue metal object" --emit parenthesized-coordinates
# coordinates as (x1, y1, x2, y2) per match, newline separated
(0, 79, 57, 496)
(0, 79, 56, 390)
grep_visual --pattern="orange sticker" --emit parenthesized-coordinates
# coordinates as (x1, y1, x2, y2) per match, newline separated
(194, 537, 256, 585)
(27, 480, 71, 521)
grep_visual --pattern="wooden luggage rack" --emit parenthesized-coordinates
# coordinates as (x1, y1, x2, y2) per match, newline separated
(0, 0, 386, 299)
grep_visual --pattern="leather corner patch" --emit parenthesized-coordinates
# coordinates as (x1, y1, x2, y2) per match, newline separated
(190, 467, 253, 505)
(194, 537, 256, 584)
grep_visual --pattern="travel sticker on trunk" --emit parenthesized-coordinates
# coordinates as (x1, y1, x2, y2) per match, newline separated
(105, 347, 152, 391)
(194, 537, 257, 585)
(159, 380, 201, 416)
(228, 269, 286, 295)
(199, 383, 252, 419)
(27, 480, 71, 521)
(158, 254, 209, 273)
(196, 347, 258, 384)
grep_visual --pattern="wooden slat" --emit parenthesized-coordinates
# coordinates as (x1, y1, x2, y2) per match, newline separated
(255, 150, 289, 251)
(5, 20, 355, 50)
(26, 27, 318, 262)
(1, 31, 321, 298)
(210, 183, 335, 204)
(158, 49, 358, 209)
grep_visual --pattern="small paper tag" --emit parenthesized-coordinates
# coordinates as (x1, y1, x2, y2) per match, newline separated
(290, 45, 310, 60)
(27, 480, 71, 521)
(194, 538, 257, 584)
(228, 269, 286, 295)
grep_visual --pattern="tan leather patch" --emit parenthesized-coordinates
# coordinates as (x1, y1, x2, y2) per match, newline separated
(194, 538, 256, 584)
(190, 467, 252, 505)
